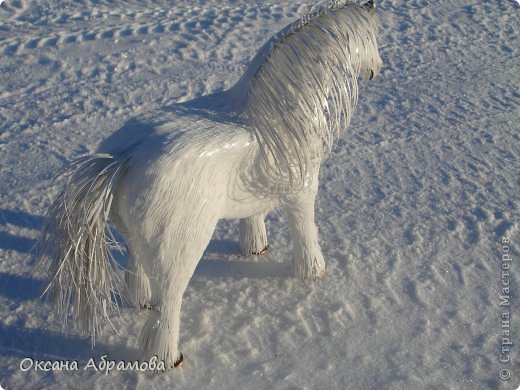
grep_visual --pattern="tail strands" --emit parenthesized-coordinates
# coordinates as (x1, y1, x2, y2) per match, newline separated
(36, 155, 128, 345)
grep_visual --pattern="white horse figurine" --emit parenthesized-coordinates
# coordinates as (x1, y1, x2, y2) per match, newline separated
(37, 0, 382, 369)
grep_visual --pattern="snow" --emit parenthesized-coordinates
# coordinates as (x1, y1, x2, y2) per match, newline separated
(1, 0, 519, 388)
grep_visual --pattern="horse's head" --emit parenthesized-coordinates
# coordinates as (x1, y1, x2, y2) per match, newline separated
(355, 0, 382, 80)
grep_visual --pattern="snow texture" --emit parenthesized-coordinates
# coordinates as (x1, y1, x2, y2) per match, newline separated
(0, 0, 519, 389)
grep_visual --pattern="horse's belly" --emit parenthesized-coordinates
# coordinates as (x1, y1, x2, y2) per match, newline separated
(219, 192, 277, 219)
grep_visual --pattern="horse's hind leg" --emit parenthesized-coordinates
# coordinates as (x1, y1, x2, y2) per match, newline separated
(139, 213, 218, 368)
(125, 252, 152, 308)
(239, 213, 269, 255)
(112, 220, 152, 308)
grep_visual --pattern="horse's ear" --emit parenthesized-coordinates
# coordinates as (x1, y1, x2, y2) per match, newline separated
(361, 0, 376, 15)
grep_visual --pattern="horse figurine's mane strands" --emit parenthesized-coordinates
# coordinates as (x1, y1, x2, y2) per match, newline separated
(243, 1, 379, 193)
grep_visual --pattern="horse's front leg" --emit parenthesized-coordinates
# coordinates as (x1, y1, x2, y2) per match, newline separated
(239, 213, 269, 256)
(284, 178, 325, 280)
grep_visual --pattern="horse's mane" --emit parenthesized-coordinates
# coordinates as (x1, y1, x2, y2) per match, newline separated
(238, 0, 379, 193)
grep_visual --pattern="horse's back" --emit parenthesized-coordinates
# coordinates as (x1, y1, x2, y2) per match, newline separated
(109, 110, 254, 231)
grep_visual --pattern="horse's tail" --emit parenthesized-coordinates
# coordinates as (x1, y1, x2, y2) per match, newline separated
(35, 154, 129, 345)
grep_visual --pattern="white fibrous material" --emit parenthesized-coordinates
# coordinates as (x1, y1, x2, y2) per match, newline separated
(36, 155, 128, 344)
(240, 0, 380, 193)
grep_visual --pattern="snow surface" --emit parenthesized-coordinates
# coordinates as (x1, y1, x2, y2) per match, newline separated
(1, 0, 519, 389)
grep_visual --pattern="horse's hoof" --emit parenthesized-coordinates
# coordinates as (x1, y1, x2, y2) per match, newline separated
(252, 245, 270, 256)
(173, 352, 183, 368)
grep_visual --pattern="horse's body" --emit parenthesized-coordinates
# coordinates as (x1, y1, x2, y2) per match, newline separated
(37, 0, 382, 368)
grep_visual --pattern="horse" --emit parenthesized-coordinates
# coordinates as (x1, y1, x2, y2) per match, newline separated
(36, 0, 382, 369)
